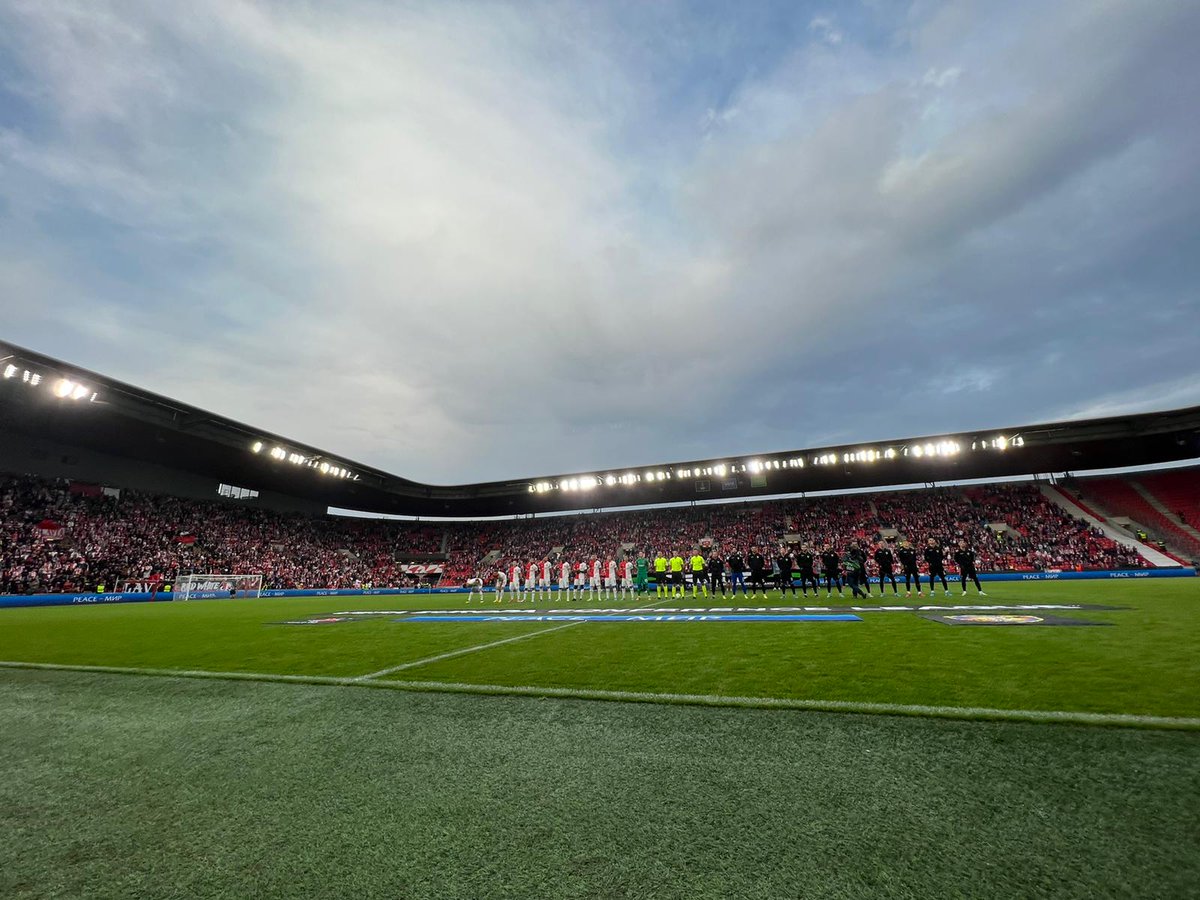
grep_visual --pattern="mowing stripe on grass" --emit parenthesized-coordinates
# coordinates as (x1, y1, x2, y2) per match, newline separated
(2, 659, 1199, 730)
(354, 597, 681, 680)
(353, 620, 585, 680)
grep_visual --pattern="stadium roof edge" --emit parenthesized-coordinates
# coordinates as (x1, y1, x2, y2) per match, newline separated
(3, 340, 1199, 517)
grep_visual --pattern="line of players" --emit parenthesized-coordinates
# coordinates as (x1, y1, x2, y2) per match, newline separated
(468, 537, 986, 603)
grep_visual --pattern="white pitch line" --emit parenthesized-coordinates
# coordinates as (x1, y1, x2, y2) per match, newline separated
(1, 659, 1198, 730)
(353, 620, 586, 680)
(353, 597, 679, 680)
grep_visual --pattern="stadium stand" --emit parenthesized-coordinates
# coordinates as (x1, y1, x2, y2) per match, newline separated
(1076, 472, 1200, 559)
(0, 472, 1150, 595)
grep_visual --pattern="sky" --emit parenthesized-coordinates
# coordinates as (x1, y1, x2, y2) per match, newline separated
(1, 0, 1198, 484)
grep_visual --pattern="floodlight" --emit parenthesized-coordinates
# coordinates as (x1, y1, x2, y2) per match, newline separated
(251, 441, 264, 454)
(53, 379, 75, 398)
(605, 475, 616, 486)
(2, 364, 16, 379)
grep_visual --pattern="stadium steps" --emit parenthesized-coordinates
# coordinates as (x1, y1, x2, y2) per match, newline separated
(1130, 479, 1200, 544)
(1040, 484, 1179, 567)
(1068, 479, 1199, 562)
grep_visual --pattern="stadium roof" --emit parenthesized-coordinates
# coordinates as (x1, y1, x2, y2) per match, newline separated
(3, 340, 1200, 518)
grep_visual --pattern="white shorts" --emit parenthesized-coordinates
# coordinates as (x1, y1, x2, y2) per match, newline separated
(621, 577, 634, 588)
(605, 577, 617, 587)
(574, 575, 586, 586)
(540, 577, 551, 587)
(590, 577, 602, 588)
(510, 579, 521, 590)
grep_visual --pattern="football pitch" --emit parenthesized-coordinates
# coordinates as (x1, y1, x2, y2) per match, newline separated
(2, 580, 1199, 898)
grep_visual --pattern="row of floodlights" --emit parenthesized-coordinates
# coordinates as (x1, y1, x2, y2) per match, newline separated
(250, 441, 359, 480)
(3, 365, 98, 402)
(527, 435, 1024, 493)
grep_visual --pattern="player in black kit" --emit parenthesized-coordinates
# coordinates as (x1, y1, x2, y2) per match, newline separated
(775, 547, 796, 596)
(897, 541, 922, 597)
(727, 550, 747, 596)
(708, 552, 727, 597)
(747, 547, 768, 598)
(953, 540, 987, 595)
(874, 541, 899, 595)
(924, 538, 952, 596)
(795, 545, 820, 596)
(820, 546, 843, 597)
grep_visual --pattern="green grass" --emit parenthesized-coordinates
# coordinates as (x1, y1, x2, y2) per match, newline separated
(1, 668, 1197, 899)
(1, 580, 1197, 718)
(2, 580, 1198, 897)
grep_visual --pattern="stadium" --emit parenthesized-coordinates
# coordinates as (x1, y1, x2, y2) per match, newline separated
(3, 3, 1200, 899)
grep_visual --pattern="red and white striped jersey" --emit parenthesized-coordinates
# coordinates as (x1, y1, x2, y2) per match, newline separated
(527, 563, 538, 583)
(622, 561, 633, 579)
(576, 562, 587, 574)
(542, 561, 552, 580)
(560, 562, 571, 581)
(510, 565, 522, 583)
(591, 560, 602, 578)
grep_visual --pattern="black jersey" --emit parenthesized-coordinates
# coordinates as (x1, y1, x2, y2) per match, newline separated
(707, 556, 726, 575)
(897, 547, 920, 571)
(727, 554, 746, 573)
(953, 548, 977, 571)
(848, 546, 867, 567)
(775, 554, 793, 575)
(795, 551, 817, 573)
(923, 545, 946, 570)
(873, 548, 896, 571)
(747, 552, 767, 574)
(820, 551, 840, 574)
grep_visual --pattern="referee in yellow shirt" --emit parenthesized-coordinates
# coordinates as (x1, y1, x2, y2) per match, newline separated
(689, 551, 708, 597)
(668, 552, 685, 597)
(653, 553, 669, 596)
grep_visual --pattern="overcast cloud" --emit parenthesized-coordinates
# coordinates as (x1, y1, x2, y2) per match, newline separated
(1, 0, 1198, 482)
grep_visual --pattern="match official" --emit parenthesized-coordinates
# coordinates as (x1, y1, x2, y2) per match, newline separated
(897, 541, 921, 597)
(874, 541, 899, 596)
(954, 540, 986, 596)
(924, 538, 952, 597)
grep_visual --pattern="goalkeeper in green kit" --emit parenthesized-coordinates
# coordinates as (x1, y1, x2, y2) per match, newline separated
(634, 552, 650, 595)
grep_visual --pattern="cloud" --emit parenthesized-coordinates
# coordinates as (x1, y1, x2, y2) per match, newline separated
(921, 66, 962, 88)
(808, 16, 844, 47)
(1, 0, 1198, 484)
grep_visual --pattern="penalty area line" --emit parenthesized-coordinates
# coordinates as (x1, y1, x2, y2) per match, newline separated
(0, 659, 1199, 730)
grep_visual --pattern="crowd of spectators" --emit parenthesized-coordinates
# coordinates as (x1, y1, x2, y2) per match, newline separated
(0, 473, 1142, 595)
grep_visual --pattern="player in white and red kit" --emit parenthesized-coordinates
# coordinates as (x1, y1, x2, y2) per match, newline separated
(494, 569, 508, 603)
(540, 560, 552, 600)
(558, 560, 571, 600)
(575, 561, 588, 596)
(590, 558, 602, 600)
(527, 562, 539, 602)
(621, 560, 634, 599)
(605, 559, 618, 599)
(509, 564, 523, 602)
